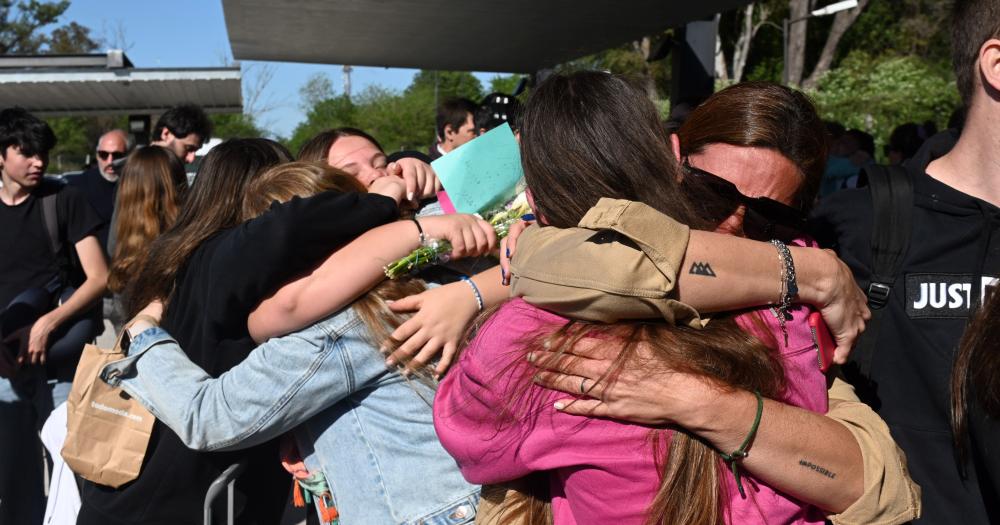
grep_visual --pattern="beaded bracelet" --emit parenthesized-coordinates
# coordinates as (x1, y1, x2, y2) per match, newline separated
(460, 276, 484, 311)
(719, 390, 764, 499)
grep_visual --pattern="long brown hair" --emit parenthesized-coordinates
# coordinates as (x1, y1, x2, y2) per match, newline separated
(297, 127, 384, 162)
(108, 146, 187, 293)
(676, 81, 828, 212)
(125, 138, 293, 316)
(951, 290, 1000, 458)
(498, 72, 789, 525)
(240, 161, 429, 367)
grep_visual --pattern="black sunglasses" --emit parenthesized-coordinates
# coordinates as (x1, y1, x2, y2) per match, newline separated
(97, 150, 126, 161)
(680, 160, 807, 242)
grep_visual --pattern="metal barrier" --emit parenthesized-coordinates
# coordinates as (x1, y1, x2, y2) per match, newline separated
(203, 461, 247, 525)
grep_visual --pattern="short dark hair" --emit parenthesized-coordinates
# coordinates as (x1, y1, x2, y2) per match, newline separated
(0, 107, 56, 158)
(153, 104, 213, 142)
(297, 127, 384, 162)
(435, 98, 477, 139)
(951, 0, 1000, 106)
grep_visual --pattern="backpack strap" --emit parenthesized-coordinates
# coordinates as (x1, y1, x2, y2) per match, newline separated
(41, 191, 62, 257)
(853, 164, 914, 378)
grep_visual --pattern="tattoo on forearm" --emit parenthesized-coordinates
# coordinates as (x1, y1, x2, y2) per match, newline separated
(689, 262, 717, 277)
(799, 459, 836, 479)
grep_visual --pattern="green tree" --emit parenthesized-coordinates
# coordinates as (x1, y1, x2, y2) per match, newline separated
(808, 51, 960, 160)
(488, 74, 526, 97)
(285, 95, 358, 155)
(406, 70, 484, 102)
(212, 113, 265, 140)
(0, 0, 70, 53)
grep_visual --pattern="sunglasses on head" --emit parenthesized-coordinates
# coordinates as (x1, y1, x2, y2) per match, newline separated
(97, 150, 126, 161)
(680, 159, 807, 242)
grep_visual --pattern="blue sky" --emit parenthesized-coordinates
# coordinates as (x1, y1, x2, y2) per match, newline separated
(61, 0, 502, 137)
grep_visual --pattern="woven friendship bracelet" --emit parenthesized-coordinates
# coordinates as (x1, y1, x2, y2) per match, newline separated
(719, 390, 764, 499)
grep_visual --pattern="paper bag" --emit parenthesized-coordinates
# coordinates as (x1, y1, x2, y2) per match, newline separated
(62, 317, 155, 488)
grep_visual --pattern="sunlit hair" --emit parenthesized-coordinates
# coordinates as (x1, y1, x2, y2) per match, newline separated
(484, 71, 788, 525)
(125, 138, 293, 316)
(677, 81, 828, 212)
(108, 146, 187, 293)
(297, 127, 384, 163)
(240, 160, 429, 373)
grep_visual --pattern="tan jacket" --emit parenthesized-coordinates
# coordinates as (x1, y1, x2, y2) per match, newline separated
(498, 198, 920, 525)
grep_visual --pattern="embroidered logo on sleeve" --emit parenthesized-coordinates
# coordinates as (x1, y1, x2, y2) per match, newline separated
(905, 274, 998, 318)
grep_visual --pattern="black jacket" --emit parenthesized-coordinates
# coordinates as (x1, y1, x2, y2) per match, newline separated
(812, 131, 1000, 524)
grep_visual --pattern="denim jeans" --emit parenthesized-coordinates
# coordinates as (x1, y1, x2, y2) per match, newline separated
(0, 370, 71, 525)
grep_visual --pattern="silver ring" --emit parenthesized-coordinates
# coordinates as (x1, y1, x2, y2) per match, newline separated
(579, 377, 588, 394)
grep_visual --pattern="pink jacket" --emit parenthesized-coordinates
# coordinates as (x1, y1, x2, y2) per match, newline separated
(435, 298, 828, 525)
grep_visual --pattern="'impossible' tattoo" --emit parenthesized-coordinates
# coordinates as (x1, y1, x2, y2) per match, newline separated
(689, 261, 717, 277)
(799, 459, 837, 479)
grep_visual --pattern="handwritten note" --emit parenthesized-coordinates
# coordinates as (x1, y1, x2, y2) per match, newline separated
(431, 123, 524, 214)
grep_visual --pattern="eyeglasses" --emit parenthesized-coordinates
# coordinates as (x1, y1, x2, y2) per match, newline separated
(680, 159, 807, 242)
(97, 150, 126, 161)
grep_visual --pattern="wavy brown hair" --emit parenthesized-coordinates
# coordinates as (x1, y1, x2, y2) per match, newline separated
(676, 81, 828, 212)
(488, 72, 789, 525)
(951, 290, 1000, 459)
(108, 147, 187, 293)
(124, 138, 293, 317)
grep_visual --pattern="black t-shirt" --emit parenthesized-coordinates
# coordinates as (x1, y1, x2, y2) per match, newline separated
(67, 168, 117, 254)
(811, 132, 1000, 524)
(0, 179, 103, 309)
(79, 190, 399, 525)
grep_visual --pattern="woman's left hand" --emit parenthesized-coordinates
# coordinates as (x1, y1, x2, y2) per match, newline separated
(528, 340, 717, 427)
(385, 281, 480, 378)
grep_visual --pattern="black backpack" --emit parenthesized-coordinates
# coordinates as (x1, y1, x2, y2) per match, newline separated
(38, 180, 84, 293)
(846, 164, 914, 395)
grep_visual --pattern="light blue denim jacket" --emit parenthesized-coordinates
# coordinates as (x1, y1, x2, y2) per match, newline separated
(101, 307, 479, 525)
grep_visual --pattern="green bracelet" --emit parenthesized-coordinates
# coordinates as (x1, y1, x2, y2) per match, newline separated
(719, 390, 764, 499)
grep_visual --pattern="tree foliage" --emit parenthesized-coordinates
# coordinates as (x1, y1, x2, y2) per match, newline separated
(287, 70, 487, 156)
(808, 51, 960, 155)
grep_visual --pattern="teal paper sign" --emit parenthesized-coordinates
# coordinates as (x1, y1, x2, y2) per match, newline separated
(431, 123, 524, 214)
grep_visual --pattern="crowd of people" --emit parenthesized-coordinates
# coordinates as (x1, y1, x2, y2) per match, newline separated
(1, 1, 999, 524)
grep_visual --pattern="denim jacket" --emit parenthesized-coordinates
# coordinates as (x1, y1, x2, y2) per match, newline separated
(101, 308, 478, 525)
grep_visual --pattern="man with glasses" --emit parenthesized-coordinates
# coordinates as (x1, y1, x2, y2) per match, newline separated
(67, 129, 128, 254)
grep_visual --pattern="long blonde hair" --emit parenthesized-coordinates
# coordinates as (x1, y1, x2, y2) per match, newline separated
(108, 146, 187, 293)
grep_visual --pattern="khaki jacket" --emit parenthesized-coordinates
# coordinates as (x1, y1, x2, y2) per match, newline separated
(496, 198, 920, 525)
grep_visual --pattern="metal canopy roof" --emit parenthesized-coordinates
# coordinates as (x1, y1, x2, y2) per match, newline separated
(224, 0, 751, 73)
(0, 52, 242, 116)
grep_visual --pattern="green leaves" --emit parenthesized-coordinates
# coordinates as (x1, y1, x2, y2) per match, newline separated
(808, 51, 960, 160)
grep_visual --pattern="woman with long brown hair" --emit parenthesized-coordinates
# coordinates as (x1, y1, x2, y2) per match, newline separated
(105, 146, 186, 328)
(952, 291, 1000, 521)
(434, 73, 866, 525)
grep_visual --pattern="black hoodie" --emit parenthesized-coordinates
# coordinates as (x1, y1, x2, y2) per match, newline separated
(812, 131, 1000, 524)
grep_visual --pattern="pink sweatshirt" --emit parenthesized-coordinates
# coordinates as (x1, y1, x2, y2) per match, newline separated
(435, 298, 828, 524)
